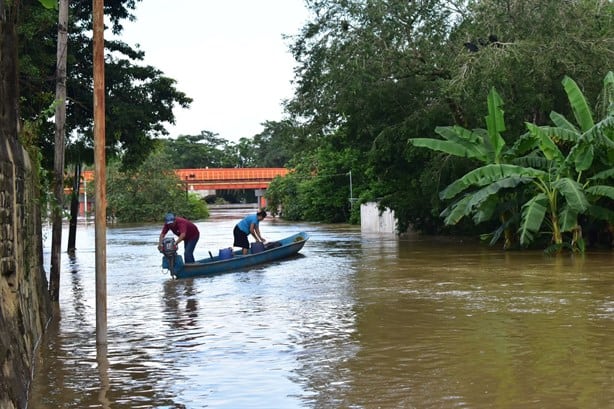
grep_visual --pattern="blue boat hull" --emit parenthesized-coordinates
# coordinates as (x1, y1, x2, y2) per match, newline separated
(162, 232, 309, 279)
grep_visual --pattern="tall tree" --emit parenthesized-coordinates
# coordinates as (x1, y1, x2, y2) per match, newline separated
(161, 131, 238, 168)
(282, 0, 613, 232)
(17, 0, 192, 172)
(105, 151, 209, 223)
(249, 119, 310, 167)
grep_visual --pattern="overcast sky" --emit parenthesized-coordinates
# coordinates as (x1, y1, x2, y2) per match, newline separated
(118, 0, 309, 142)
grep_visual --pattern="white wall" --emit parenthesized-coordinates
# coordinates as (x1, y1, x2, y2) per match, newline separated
(360, 202, 397, 233)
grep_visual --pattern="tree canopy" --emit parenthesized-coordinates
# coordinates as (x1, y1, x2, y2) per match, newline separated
(268, 0, 614, 244)
(18, 0, 191, 170)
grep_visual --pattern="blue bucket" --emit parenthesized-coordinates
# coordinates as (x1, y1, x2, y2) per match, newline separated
(251, 242, 265, 254)
(219, 247, 234, 260)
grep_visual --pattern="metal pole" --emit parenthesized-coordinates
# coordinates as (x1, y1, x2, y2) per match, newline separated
(348, 170, 353, 208)
(83, 173, 87, 219)
(93, 0, 107, 346)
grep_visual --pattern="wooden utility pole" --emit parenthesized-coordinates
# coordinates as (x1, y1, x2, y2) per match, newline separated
(49, 0, 69, 301)
(93, 0, 107, 345)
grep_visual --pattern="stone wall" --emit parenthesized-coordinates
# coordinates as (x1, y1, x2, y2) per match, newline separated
(0, 138, 51, 409)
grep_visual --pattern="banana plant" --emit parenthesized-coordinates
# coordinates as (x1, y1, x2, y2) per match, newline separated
(411, 87, 508, 165)
(521, 72, 614, 252)
(410, 88, 529, 249)
(410, 72, 614, 252)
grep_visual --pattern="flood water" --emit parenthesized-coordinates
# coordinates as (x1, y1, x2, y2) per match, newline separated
(29, 208, 614, 408)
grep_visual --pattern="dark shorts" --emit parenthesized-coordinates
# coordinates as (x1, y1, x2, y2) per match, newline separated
(233, 225, 249, 249)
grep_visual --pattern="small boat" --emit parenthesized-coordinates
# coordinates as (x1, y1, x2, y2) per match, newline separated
(161, 232, 309, 279)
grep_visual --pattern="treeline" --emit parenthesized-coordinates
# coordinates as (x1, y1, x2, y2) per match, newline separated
(263, 0, 614, 252)
(18, 1, 614, 250)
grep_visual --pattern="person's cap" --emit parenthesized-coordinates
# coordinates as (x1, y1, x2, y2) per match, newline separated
(165, 213, 176, 224)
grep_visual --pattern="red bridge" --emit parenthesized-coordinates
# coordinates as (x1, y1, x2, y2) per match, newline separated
(174, 168, 288, 191)
(80, 167, 288, 191)
(77, 168, 288, 214)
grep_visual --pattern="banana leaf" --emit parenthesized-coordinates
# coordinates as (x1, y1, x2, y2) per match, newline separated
(441, 177, 530, 226)
(512, 155, 550, 170)
(440, 164, 547, 200)
(585, 185, 614, 200)
(549, 111, 579, 133)
(441, 194, 473, 225)
(435, 125, 482, 145)
(410, 138, 482, 160)
(586, 204, 614, 223)
(562, 75, 595, 132)
(518, 193, 547, 247)
(484, 87, 506, 163)
(600, 71, 614, 118)
(466, 177, 532, 212)
(526, 123, 565, 164)
(588, 168, 614, 182)
(558, 206, 579, 233)
(552, 178, 588, 213)
(530, 125, 581, 144)
(472, 200, 498, 225)
(568, 142, 594, 172)
(508, 131, 539, 157)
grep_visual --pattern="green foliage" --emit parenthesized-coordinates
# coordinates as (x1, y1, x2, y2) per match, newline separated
(38, 0, 58, 10)
(18, 0, 192, 172)
(248, 120, 312, 167)
(413, 72, 614, 252)
(105, 151, 209, 223)
(518, 193, 548, 246)
(281, 0, 613, 234)
(266, 142, 361, 223)
(19, 107, 56, 219)
(160, 131, 238, 168)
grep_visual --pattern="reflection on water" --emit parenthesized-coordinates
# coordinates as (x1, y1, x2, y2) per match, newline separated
(29, 212, 614, 408)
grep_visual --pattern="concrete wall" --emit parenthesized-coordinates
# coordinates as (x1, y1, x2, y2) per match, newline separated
(0, 138, 51, 409)
(360, 202, 397, 234)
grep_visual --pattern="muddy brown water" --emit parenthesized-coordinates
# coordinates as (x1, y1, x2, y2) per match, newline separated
(29, 209, 614, 408)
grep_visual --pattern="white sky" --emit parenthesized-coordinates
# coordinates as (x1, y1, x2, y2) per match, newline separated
(118, 0, 309, 142)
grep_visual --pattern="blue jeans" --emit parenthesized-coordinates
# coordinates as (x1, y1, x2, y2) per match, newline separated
(183, 237, 199, 263)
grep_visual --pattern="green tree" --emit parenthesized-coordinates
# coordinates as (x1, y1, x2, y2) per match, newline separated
(283, 0, 613, 231)
(18, 0, 192, 171)
(106, 150, 209, 223)
(161, 131, 238, 168)
(446, 0, 613, 134)
(249, 119, 310, 168)
(267, 139, 362, 223)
